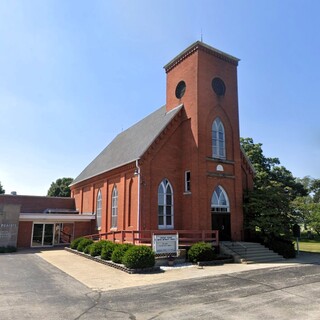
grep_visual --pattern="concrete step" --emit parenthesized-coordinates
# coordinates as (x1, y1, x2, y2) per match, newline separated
(220, 241, 285, 264)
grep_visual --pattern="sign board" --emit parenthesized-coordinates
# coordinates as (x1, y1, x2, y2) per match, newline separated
(152, 234, 178, 255)
(0, 204, 20, 248)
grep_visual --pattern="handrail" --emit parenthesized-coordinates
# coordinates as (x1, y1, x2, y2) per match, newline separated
(84, 229, 219, 247)
(232, 241, 247, 259)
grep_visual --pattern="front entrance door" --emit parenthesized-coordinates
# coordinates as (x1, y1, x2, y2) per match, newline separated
(32, 223, 54, 247)
(212, 213, 231, 241)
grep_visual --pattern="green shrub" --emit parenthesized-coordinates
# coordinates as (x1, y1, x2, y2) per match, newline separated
(70, 237, 85, 250)
(101, 241, 117, 260)
(188, 242, 215, 263)
(77, 238, 94, 252)
(89, 240, 110, 257)
(122, 245, 155, 269)
(111, 244, 134, 264)
(0, 246, 17, 253)
(83, 243, 93, 254)
(264, 237, 296, 258)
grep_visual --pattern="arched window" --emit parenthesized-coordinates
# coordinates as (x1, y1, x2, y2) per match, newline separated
(211, 186, 229, 213)
(111, 186, 118, 228)
(212, 118, 226, 159)
(96, 190, 102, 229)
(128, 179, 133, 227)
(158, 179, 174, 229)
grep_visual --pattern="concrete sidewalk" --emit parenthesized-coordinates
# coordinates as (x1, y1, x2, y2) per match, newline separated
(36, 249, 320, 292)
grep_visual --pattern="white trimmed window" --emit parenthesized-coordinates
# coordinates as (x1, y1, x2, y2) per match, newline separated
(212, 118, 226, 159)
(211, 185, 229, 213)
(111, 186, 118, 228)
(158, 179, 174, 229)
(96, 189, 102, 229)
(185, 171, 191, 193)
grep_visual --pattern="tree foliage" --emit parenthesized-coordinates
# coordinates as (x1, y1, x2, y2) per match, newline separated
(241, 138, 307, 239)
(47, 177, 73, 197)
(293, 176, 320, 234)
(0, 181, 4, 194)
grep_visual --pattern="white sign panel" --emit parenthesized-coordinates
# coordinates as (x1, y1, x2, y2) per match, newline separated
(153, 234, 178, 254)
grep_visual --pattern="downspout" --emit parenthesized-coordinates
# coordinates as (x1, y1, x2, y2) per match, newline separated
(135, 159, 141, 231)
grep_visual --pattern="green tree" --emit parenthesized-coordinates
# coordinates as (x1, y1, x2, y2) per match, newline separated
(308, 203, 320, 236)
(0, 181, 5, 194)
(294, 176, 320, 232)
(47, 177, 73, 197)
(241, 138, 307, 239)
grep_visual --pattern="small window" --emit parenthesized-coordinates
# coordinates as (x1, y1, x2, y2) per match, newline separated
(185, 171, 191, 192)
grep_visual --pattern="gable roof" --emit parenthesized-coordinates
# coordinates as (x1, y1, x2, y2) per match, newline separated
(71, 104, 183, 186)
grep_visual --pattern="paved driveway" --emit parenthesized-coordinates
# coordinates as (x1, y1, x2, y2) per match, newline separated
(1, 250, 320, 319)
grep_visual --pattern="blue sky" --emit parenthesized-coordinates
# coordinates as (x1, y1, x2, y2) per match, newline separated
(1, 0, 320, 195)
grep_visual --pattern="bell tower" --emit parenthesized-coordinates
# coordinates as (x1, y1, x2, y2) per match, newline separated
(164, 42, 244, 240)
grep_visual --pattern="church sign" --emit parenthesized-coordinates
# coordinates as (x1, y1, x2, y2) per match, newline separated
(152, 234, 178, 255)
(0, 204, 20, 248)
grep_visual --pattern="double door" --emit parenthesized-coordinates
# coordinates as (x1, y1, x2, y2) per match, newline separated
(31, 223, 74, 247)
(32, 223, 54, 247)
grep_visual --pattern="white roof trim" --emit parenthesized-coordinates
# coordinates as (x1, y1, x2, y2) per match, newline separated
(19, 213, 95, 222)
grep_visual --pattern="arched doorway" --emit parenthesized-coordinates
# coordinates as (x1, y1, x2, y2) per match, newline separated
(211, 186, 231, 240)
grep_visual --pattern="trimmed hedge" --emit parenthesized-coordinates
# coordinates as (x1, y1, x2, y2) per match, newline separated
(70, 237, 85, 250)
(77, 238, 94, 252)
(188, 242, 215, 263)
(89, 240, 110, 257)
(122, 245, 155, 269)
(83, 243, 92, 254)
(101, 241, 117, 260)
(249, 232, 296, 259)
(111, 244, 134, 264)
(264, 237, 296, 259)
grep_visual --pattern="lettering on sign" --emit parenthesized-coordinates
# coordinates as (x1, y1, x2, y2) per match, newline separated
(152, 234, 179, 255)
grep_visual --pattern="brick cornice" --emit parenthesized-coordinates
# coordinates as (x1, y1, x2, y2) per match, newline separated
(164, 41, 239, 73)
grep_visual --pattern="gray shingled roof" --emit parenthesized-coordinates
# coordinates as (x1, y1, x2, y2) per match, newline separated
(71, 104, 183, 186)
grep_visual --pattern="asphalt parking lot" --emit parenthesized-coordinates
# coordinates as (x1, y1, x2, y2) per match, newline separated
(1, 249, 320, 319)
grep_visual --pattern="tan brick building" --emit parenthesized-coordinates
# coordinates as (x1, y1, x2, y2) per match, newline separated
(70, 41, 254, 242)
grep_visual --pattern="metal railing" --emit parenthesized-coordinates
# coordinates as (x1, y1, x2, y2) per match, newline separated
(231, 241, 247, 259)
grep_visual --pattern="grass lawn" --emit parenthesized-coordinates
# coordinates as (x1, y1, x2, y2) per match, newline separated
(294, 234, 320, 253)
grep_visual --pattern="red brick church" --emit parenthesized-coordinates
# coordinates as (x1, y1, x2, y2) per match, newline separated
(70, 41, 254, 242)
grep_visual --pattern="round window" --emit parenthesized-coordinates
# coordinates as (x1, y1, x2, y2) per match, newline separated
(212, 77, 226, 96)
(175, 80, 186, 99)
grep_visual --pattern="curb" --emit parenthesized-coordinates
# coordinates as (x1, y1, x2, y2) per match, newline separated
(65, 247, 161, 274)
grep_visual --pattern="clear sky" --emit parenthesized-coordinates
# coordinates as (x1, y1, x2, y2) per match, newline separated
(1, 0, 320, 195)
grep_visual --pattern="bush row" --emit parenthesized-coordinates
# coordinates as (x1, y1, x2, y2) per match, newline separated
(0, 246, 17, 253)
(264, 237, 296, 258)
(70, 238, 217, 267)
(70, 237, 155, 269)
